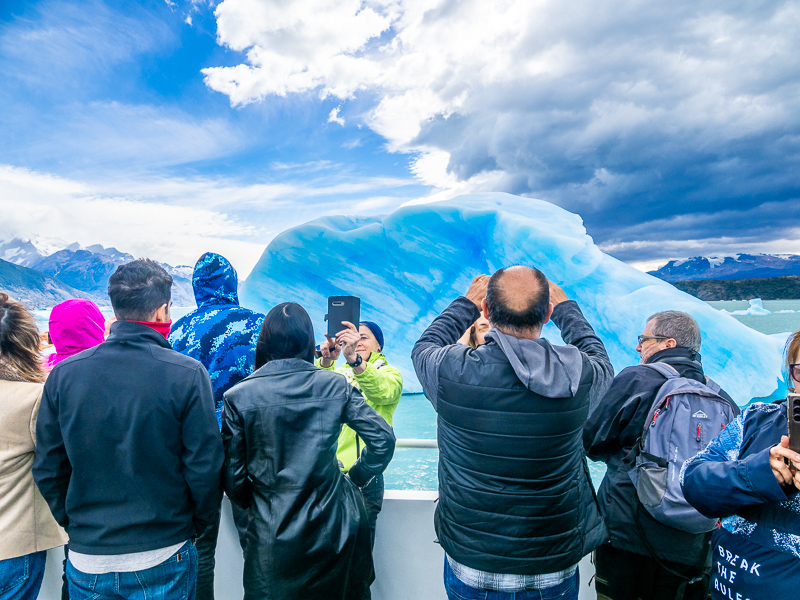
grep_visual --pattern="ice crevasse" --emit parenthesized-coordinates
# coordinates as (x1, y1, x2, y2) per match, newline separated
(241, 193, 787, 404)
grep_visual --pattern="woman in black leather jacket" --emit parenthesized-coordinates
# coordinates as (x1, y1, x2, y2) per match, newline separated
(221, 302, 396, 600)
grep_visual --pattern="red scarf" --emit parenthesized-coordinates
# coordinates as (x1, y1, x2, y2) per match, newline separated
(130, 320, 172, 339)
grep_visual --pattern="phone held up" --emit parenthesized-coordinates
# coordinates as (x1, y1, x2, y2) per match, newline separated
(315, 296, 361, 358)
(788, 393, 800, 456)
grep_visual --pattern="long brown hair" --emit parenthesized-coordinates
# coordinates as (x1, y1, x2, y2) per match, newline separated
(0, 292, 45, 383)
(787, 329, 800, 393)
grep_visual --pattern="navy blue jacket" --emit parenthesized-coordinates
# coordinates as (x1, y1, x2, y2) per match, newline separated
(169, 252, 264, 428)
(682, 400, 800, 556)
(33, 321, 224, 554)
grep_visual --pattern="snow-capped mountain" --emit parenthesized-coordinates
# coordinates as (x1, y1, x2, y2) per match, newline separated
(0, 237, 195, 306)
(648, 254, 800, 282)
(0, 236, 63, 268)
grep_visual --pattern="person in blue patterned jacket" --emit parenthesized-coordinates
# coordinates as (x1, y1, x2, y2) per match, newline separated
(682, 329, 800, 600)
(169, 252, 264, 600)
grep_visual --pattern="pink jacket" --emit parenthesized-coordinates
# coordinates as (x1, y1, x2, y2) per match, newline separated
(44, 299, 106, 371)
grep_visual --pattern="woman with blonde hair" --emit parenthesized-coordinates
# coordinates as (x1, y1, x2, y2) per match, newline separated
(0, 292, 68, 599)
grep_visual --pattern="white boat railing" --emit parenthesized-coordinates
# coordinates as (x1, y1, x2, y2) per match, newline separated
(38, 438, 598, 600)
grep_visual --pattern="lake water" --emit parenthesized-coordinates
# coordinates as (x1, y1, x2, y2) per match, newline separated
(33, 300, 800, 490)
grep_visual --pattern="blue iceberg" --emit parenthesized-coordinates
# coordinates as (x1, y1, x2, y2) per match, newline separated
(241, 193, 786, 404)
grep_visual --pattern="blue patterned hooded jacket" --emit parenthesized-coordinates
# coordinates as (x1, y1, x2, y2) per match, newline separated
(169, 253, 264, 428)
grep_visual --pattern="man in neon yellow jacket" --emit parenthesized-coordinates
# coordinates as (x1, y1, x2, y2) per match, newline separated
(318, 319, 402, 548)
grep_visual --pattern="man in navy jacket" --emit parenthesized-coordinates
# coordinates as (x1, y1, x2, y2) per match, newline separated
(34, 259, 223, 600)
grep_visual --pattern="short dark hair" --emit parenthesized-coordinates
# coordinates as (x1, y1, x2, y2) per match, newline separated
(108, 259, 173, 321)
(255, 302, 315, 369)
(485, 266, 550, 333)
(647, 311, 701, 352)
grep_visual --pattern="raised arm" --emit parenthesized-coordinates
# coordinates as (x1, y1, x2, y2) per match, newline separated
(681, 410, 798, 518)
(355, 362, 403, 406)
(548, 282, 614, 410)
(344, 386, 396, 488)
(412, 275, 486, 409)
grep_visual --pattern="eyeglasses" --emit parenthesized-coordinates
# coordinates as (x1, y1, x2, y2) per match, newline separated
(790, 363, 800, 382)
(637, 335, 670, 344)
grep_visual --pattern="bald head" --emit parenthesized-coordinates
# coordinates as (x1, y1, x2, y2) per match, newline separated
(485, 266, 550, 336)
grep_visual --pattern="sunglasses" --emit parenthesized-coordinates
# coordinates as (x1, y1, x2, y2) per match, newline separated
(790, 363, 800, 382)
(637, 335, 670, 344)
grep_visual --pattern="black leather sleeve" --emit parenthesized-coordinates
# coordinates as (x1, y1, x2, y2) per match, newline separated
(344, 386, 396, 487)
(221, 393, 252, 508)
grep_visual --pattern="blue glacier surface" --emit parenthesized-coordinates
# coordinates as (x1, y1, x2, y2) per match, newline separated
(241, 193, 787, 406)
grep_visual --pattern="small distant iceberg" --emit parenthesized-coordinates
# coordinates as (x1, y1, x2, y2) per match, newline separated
(723, 298, 771, 316)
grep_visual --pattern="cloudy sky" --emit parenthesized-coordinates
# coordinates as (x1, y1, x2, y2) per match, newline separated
(1, 0, 798, 276)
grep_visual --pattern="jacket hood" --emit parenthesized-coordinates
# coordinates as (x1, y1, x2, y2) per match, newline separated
(484, 329, 583, 397)
(45, 299, 106, 369)
(193, 252, 239, 307)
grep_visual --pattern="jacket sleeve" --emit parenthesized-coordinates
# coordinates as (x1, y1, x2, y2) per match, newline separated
(583, 367, 646, 460)
(354, 362, 403, 407)
(550, 300, 614, 411)
(33, 379, 71, 528)
(412, 296, 481, 410)
(182, 366, 224, 535)
(221, 393, 252, 508)
(681, 411, 792, 518)
(344, 386, 396, 488)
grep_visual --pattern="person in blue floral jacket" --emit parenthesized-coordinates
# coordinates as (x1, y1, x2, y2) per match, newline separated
(169, 252, 264, 600)
(682, 329, 800, 600)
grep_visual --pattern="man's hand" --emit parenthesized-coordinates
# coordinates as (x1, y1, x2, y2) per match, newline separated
(465, 274, 490, 309)
(335, 321, 361, 364)
(549, 281, 569, 306)
(769, 436, 800, 490)
(319, 333, 340, 368)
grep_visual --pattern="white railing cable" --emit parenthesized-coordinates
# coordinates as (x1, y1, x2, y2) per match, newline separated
(395, 438, 438, 449)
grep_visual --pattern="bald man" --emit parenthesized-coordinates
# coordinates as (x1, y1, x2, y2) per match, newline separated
(412, 266, 613, 600)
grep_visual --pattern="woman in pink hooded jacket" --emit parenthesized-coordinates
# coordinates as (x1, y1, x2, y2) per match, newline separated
(44, 299, 106, 371)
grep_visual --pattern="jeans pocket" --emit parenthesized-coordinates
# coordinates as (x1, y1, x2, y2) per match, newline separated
(65, 562, 100, 600)
(0, 555, 29, 595)
(134, 543, 195, 600)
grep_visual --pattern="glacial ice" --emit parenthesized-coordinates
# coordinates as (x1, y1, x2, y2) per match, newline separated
(240, 193, 788, 405)
(723, 298, 771, 316)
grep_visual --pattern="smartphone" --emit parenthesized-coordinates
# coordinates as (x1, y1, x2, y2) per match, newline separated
(325, 296, 361, 338)
(788, 393, 800, 454)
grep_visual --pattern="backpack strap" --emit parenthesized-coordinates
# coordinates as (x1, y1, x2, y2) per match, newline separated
(703, 377, 722, 395)
(641, 362, 680, 379)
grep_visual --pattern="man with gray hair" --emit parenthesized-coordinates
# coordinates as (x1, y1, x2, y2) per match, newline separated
(584, 311, 734, 600)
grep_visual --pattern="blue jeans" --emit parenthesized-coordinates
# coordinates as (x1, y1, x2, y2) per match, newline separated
(67, 541, 197, 600)
(444, 557, 579, 600)
(0, 552, 47, 600)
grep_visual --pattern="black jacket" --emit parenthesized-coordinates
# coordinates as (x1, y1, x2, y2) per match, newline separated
(33, 320, 223, 554)
(584, 346, 734, 567)
(222, 358, 395, 600)
(412, 297, 613, 574)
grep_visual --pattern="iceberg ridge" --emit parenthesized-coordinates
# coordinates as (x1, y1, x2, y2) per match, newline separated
(241, 193, 786, 404)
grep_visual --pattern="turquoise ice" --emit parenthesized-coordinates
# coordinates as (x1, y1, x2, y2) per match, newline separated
(241, 193, 787, 405)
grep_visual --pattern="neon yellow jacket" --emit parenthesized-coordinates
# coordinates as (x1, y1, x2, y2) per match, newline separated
(317, 352, 403, 471)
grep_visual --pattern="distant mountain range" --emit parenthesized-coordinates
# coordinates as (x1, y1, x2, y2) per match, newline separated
(0, 237, 194, 309)
(648, 253, 800, 282)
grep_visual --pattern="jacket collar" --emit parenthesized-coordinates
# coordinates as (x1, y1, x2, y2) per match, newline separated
(249, 358, 317, 378)
(106, 320, 172, 349)
(646, 346, 704, 381)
